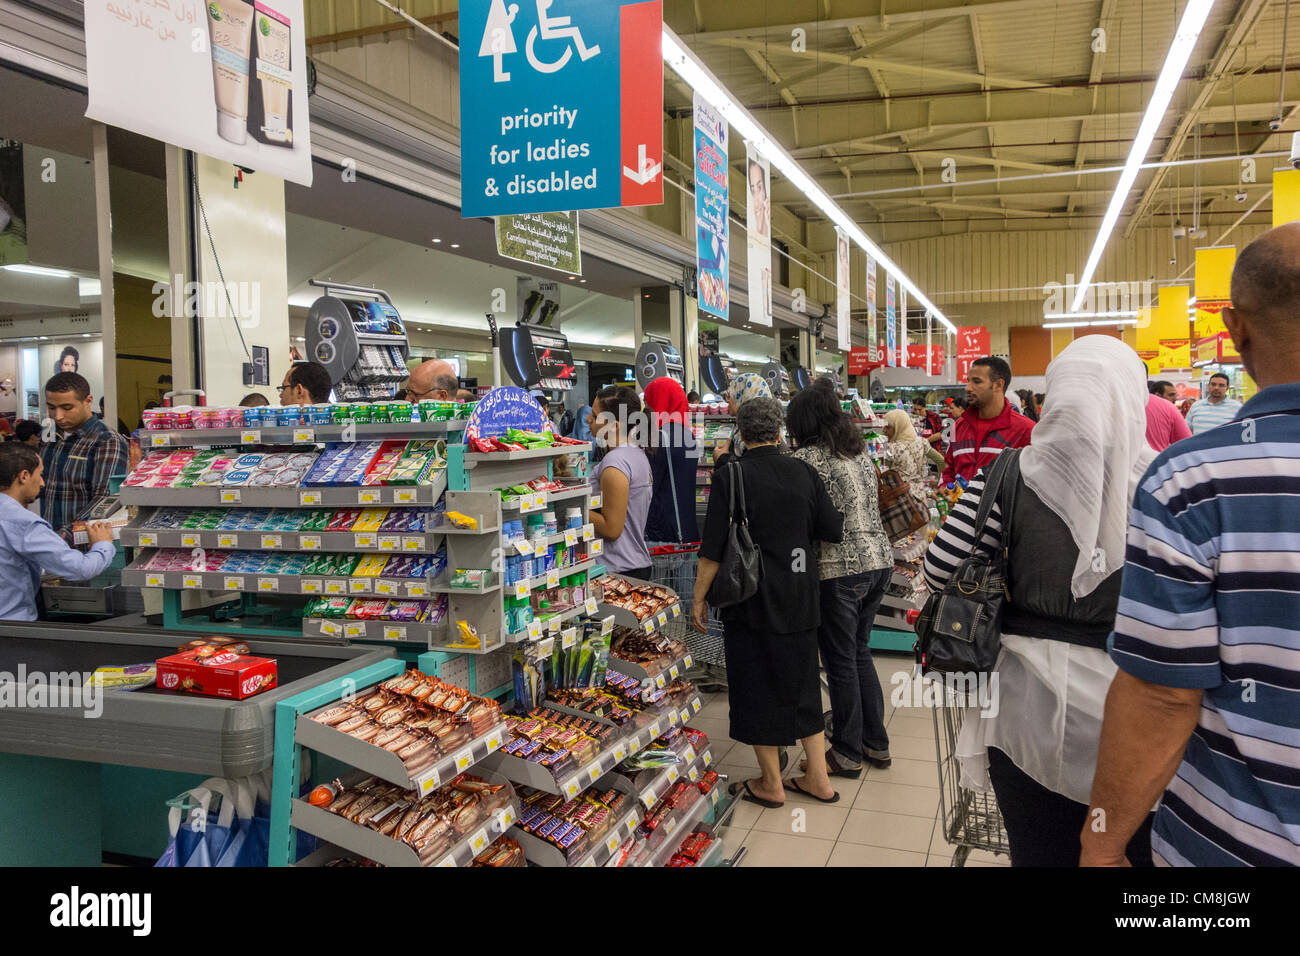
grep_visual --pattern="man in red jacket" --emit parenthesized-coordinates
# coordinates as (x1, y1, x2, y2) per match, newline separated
(941, 356, 1035, 486)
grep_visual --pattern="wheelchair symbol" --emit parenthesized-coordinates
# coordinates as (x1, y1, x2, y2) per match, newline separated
(526, 0, 601, 73)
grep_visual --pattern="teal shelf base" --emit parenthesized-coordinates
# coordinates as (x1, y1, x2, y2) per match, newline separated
(869, 628, 916, 653)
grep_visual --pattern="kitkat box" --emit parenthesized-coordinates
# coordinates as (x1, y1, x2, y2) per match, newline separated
(155, 649, 278, 700)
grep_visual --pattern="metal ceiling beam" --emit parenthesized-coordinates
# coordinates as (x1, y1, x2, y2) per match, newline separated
(1068, 0, 1117, 214)
(1121, 0, 1273, 237)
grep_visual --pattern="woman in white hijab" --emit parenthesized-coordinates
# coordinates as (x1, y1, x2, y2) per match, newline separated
(880, 409, 934, 510)
(920, 335, 1157, 867)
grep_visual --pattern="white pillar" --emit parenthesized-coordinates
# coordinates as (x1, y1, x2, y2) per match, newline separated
(91, 123, 117, 429)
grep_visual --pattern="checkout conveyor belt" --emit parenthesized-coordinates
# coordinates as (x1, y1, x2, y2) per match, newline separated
(0, 623, 395, 778)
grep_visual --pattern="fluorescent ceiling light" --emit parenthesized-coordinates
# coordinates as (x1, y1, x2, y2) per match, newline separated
(3, 264, 77, 279)
(79, 278, 102, 298)
(661, 26, 953, 334)
(1042, 321, 1094, 329)
(1070, 0, 1216, 313)
(1043, 310, 1138, 320)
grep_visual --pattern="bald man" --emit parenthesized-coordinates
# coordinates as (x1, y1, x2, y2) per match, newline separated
(406, 359, 459, 403)
(1083, 221, 1300, 867)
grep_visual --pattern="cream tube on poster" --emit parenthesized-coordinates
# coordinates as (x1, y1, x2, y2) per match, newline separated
(253, 1, 293, 145)
(206, 0, 254, 145)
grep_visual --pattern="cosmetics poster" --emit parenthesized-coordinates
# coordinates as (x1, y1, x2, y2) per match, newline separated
(84, 0, 313, 186)
(693, 92, 729, 321)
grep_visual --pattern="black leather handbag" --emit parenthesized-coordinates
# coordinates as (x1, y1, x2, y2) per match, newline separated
(915, 449, 1021, 676)
(705, 461, 763, 608)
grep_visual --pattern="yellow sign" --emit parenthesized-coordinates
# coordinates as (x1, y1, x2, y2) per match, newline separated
(1274, 168, 1300, 227)
(1156, 286, 1190, 346)
(1135, 306, 1158, 353)
(1194, 246, 1235, 339)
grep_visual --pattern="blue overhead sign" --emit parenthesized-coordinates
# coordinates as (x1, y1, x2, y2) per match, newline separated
(459, 0, 664, 219)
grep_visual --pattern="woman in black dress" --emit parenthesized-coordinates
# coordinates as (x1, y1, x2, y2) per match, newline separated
(692, 398, 845, 807)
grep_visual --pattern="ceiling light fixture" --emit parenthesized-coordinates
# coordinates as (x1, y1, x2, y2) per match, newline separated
(1069, 0, 1216, 313)
(431, 238, 442, 243)
(450, 243, 461, 249)
(661, 25, 953, 333)
(3, 264, 77, 279)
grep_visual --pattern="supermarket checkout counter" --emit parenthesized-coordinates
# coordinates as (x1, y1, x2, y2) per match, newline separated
(0, 622, 396, 865)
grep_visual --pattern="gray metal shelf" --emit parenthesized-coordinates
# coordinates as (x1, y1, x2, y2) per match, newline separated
(463, 443, 591, 464)
(122, 565, 440, 599)
(295, 702, 508, 794)
(140, 420, 465, 448)
(299, 616, 502, 652)
(596, 599, 684, 638)
(121, 527, 445, 554)
(500, 484, 591, 513)
(118, 472, 446, 509)
(611, 647, 695, 688)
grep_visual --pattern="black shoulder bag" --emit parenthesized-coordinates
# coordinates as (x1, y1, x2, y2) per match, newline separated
(915, 449, 1022, 676)
(705, 460, 763, 608)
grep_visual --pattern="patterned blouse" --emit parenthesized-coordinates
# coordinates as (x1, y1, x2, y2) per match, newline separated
(793, 444, 894, 580)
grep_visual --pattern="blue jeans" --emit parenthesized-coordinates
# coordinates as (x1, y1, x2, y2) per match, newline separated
(818, 568, 892, 766)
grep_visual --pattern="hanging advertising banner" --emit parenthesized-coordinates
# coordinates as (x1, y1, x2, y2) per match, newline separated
(0, 140, 26, 267)
(1274, 168, 1300, 228)
(693, 93, 729, 320)
(1193, 245, 1235, 339)
(885, 274, 897, 367)
(84, 0, 313, 186)
(1156, 285, 1190, 369)
(516, 276, 561, 326)
(744, 146, 772, 327)
(955, 326, 990, 381)
(459, 0, 663, 218)
(907, 343, 945, 370)
(835, 229, 851, 350)
(847, 346, 882, 375)
(897, 287, 909, 367)
(495, 211, 581, 274)
(866, 254, 877, 361)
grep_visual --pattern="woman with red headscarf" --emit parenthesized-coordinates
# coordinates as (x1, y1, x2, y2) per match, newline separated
(642, 377, 700, 604)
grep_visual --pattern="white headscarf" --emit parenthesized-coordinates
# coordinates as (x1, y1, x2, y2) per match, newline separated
(1018, 335, 1154, 599)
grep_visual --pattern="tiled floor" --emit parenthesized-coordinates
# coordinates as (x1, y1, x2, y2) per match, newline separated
(703, 652, 1011, 868)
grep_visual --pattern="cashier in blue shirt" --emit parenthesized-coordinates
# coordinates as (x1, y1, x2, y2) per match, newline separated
(0, 443, 116, 621)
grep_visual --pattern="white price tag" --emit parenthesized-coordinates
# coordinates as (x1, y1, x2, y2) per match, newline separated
(394, 489, 416, 504)
(354, 533, 376, 549)
(513, 538, 533, 556)
(223, 575, 244, 591)
(710, 788, 719, 806)
(689, 767, 699, 782)
(613, 744, 627, 761)
(470, 828, 489, 854)
(655, 674, 666, 689)
(669, 664, 680, 679)
(374, 579, 396, 595)
(218, 534, 238, 549)
(668, 709, 679, 726)
(138, 532, 158, 547)
(640, 786, 657, 809)
(150, 433, 168, 447)
(487, 730, 505, 751)
(626, 816, 637, 835)
(667, 765, 679, 782)
(418, 769, 440, 795)
(349, 579, 370, 593)
(301, 535, 321, 550)
(657, 611, 668, 627)
(402, 536, 423, 552)
(590, 495, 602, 510)
(672, 604, 681, 619)
(293, 428, 314, 443)
(258, 576, 279, 592)
(683, 654, 693, 669)
(182, 574, 203, 589)
(580, 856, 596, 868)
(643, 618, 655, 635)
(538, 637, 555, 656)
(684, 746, 696, 763)
(606, 834, 621, 855)
(325, 580, 345, 594)
(344, 623, 364, 639)
(358, 489, 379, 505)
(526, 620, 542, 640)
(299, 490, 321, 506)
(702, 750, 712, 767)
(518, 497, 535, 514)
(261, 534, 282, 549)
(495, 806, 515, 829)
(437, 855, 457, 868)
(564, 779, 580, 798)
(601, 616, 613, 637)
(454, 748, 474, 772)
(648, 721, 661, 739)
(692, 698, 701, 714)
(220, 490, 240, 504)
(319, 620, 341, 637)
(582, 522, 595, 542)
(378, 535, 400, 551)
(301, 579, 322, 594)
(241, 429, 260, 445)
(584, 597, 598, 615)
(180, 533, 198, 548)
(680, 707, 690, 724)
(406, 582, 427, 597)
(514, 581, 529, 600)
(546, 569, 559, 588)
(590, 539, 603, 555)
(564, 529, 578, 547)
(588, 765, 601, 784)
(532, 493, 546, 510)
(561, 627, 578, 649)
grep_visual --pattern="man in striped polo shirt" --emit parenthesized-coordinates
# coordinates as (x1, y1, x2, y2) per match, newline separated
(1082, 223, 1300, 867)
(1184, 371, 1243, 434)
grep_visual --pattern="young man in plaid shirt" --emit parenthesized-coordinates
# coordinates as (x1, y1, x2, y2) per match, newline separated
(40, 372, 128, 543)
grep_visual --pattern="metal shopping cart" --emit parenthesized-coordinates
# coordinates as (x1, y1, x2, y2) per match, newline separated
(929, 677, 1010, 866)
(647, 542, 728, 672)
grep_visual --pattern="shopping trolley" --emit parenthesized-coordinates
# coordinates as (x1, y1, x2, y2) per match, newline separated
(929, 677, 1010, 866)
(647, 542, 728, 670)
